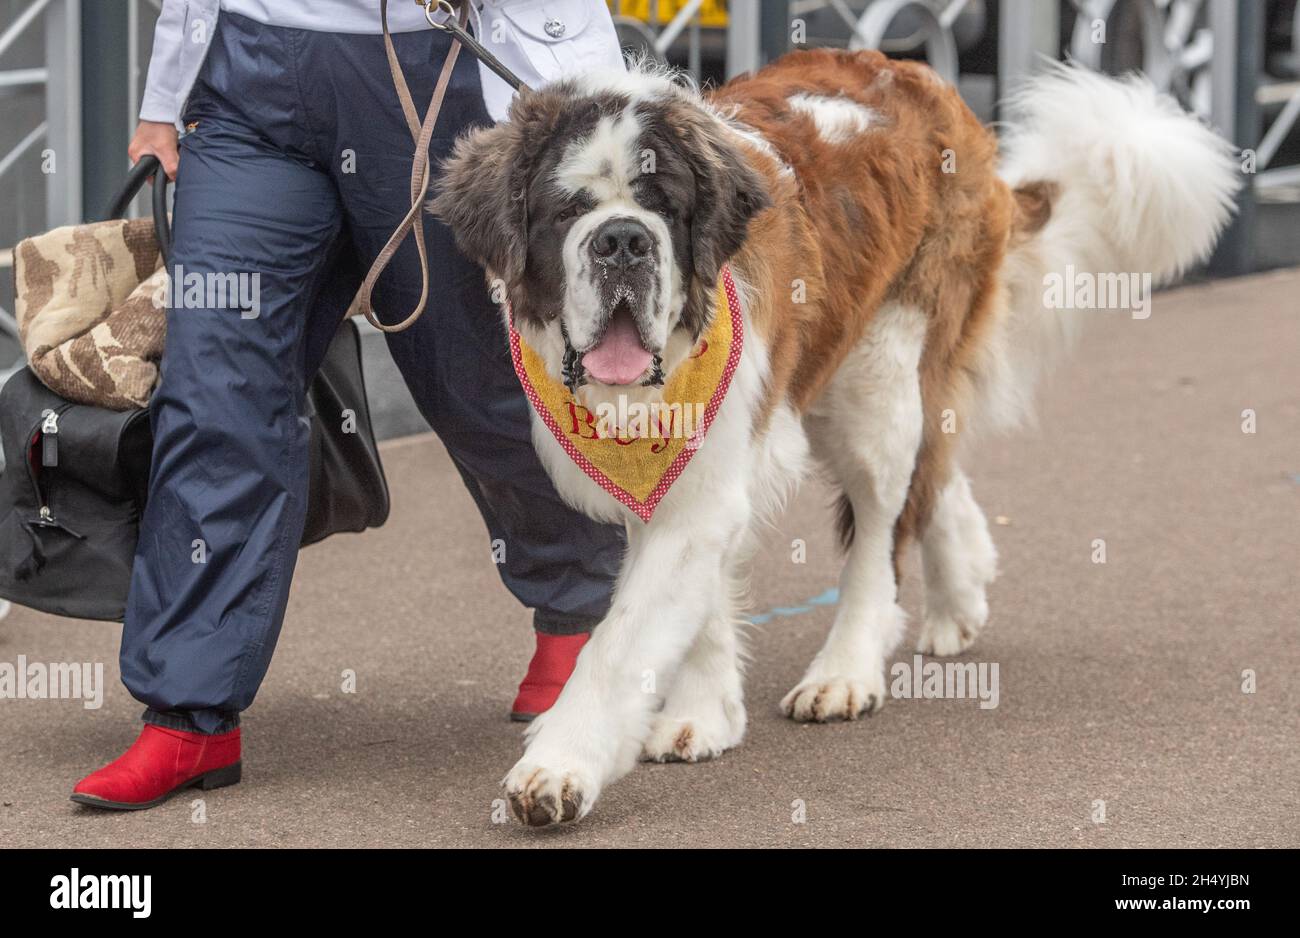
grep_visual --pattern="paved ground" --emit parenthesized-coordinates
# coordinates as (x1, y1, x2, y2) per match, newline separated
(1, 269, 1297, 849)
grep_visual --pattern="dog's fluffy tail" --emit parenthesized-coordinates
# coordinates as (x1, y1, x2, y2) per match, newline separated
(979, 63, 1240, 431)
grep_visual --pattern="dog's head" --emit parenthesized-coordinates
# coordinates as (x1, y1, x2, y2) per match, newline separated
(432, 68, 770, 392)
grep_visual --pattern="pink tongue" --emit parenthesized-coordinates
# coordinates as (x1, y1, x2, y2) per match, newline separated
(581, 312, 654, 386)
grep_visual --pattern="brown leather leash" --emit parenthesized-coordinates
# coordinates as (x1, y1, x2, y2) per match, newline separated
(354, 0, 531, 333)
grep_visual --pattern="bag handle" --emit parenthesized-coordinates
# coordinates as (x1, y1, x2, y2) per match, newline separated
(102, 154, 172, 268)
(349, 0, 469, 334)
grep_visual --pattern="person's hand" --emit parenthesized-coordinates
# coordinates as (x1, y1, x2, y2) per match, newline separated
(128, 120, 180, 180)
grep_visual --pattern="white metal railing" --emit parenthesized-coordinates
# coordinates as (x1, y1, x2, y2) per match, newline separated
(0, 0, 80, 227)
(0, 121, 47, 181)
(0, 0, 87, 384)
(0, 0, 55, 59)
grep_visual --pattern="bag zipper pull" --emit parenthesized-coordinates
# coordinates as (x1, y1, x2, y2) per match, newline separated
(41, 410, 59, 467)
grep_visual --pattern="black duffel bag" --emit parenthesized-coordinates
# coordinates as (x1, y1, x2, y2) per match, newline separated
(0, 157, 389, 621)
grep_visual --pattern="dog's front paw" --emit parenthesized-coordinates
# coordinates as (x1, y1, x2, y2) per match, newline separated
(502, 760, 598, 828)
(916, 604, 987, 656)
(642, 686, 745, 763)
(642, 712, 743, 764)
(780, 672, 885, 723)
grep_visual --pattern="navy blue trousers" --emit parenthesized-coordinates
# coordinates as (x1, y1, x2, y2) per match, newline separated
(121, 13, 623, 735)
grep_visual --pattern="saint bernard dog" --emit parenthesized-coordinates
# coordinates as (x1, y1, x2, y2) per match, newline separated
(432, 49, 1238, 826)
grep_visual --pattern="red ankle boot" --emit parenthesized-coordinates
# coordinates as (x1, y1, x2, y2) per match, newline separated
(510, 631, 590, 722)
(71, 724, 241, 810)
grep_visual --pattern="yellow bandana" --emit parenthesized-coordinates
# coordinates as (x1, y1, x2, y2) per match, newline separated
(509, 267, 743, 521)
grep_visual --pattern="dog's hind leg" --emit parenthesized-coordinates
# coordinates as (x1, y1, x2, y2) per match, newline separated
(782, 303, 926, 722)
(916, 468, 997, 655)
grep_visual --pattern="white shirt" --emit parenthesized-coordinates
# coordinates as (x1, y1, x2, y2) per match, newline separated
(139, 0, 624, 125)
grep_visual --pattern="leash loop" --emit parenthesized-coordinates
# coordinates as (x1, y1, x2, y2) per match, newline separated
(351, 0, 466, 333)
(354, 0, 532, 333)
(423, 0, 457, 31)
(422, 0, 529, 91)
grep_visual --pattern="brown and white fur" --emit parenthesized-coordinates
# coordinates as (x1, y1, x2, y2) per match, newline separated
(433, 50, 1238, 826)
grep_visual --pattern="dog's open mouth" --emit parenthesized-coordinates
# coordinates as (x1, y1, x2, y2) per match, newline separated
(581, 296, 655, 386)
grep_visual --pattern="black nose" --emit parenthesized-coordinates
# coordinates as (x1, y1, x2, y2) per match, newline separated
(590, 218, 652, 267)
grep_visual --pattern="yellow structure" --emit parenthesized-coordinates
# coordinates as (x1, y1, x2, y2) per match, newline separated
(607, 1, 729, 28)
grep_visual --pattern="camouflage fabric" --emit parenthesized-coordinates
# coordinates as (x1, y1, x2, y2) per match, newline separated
(13, 217, 165, 411)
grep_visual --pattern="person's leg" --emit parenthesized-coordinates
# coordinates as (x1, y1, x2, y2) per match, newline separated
(119, 17, 344, 737)
(305, 26, 625, 639)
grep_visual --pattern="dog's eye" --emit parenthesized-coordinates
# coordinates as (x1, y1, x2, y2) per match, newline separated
(638, 190, 675, 221)
(554, 205, 584, 225)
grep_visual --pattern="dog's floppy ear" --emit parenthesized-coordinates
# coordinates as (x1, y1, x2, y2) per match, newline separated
(432, 115, 531, 286)
(661, 106, 770, 338)
(685, 115, 771, 287)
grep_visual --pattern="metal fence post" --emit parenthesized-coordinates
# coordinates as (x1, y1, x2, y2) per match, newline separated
(45, 0, 82, 226)
(997, 0, 1058, 115)
(1208, 0, 1259, 278)
(759, 0, 791, 66)
(726, 0, 762, 79)
(81, 0, 131, 221)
